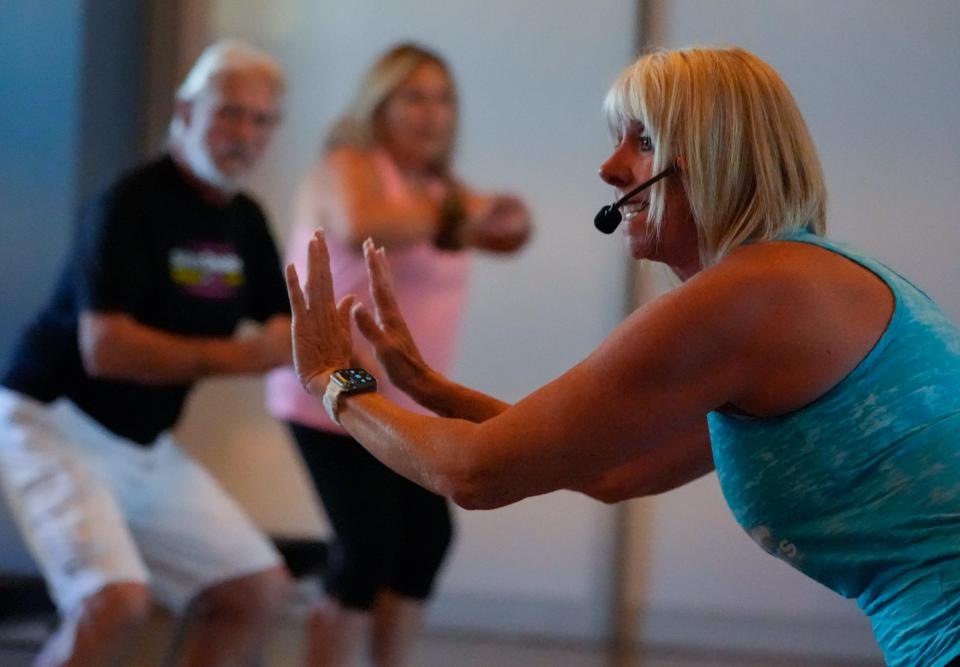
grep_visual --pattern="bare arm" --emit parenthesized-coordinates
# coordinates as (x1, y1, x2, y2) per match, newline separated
(332, 277, 747, 509)
(339, 399, 714, 507)
(394, 366, 509, 422)
(314, 148, 532, 254)
(351, 239, 509, 422)
(289, 234, 896, 511)
(288, 231, 764, 509)
(79, 311, 291, 384)
(569, 419, 714, 503)
(320, 148, 441, 248)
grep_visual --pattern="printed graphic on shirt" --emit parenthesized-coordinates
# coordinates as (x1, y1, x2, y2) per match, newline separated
(169, 242, 244, 299)
(749, 525, 802, 564)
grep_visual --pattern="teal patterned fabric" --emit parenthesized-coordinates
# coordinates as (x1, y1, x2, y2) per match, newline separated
(708, 231, 960, 667)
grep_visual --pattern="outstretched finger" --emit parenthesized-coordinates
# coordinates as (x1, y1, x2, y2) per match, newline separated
(285, 263, 307, 318)
(363, 241, 401, 325)
(352, 302, 388, 348)
(305, 229, 336, 311)
(336, 294, 356, 333)
(374, 247, 413, 334)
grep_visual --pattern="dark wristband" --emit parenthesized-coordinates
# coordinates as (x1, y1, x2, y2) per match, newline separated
(434, 187, 468, 251)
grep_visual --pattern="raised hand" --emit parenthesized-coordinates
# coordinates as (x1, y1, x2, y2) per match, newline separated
(285, 229, 356, 395)
(465, 194, 532, 254)
(352, 238, 434, 395)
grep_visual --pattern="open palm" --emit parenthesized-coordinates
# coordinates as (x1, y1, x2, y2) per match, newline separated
(352, 239, 433, 395)
(284, 229, 355, 394)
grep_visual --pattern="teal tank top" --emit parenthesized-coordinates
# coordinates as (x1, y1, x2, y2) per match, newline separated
(708, 232, 960, 667)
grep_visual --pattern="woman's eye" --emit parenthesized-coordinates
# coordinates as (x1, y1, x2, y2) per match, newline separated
(638, 135, 653, 151)
(399, 91, 426, 105)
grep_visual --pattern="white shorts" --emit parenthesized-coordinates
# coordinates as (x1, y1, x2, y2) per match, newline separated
(0, 387, 282, 616)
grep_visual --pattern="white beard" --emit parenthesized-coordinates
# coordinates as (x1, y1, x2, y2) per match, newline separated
(180, 138, 242, 196)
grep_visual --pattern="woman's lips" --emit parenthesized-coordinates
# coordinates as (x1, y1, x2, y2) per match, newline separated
(622, 201, 649, 220)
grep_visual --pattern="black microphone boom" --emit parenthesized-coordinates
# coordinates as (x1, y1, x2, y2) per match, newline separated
(594, 165, 676, 234)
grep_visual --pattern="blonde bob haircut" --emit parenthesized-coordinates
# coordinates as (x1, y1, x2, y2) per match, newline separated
(168, 39, 285, 145)
(604, 47, 826, 267)
(325, 42, 457, 171)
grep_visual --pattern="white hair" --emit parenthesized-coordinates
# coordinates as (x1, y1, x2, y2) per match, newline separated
(168, 39, 285, 145)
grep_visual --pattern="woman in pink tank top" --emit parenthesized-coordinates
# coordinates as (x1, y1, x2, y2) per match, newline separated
(266, 43, 531, 667)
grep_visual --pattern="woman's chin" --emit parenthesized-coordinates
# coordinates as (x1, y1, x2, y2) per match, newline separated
(626, 235, 652, 261)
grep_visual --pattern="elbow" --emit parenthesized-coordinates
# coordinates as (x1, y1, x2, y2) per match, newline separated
(421, 424, 530, 510)
(450, 489, 513, 511)
(589, 487, 652, 504)
(79, 339, 117, 380)
(586, 489, 625, 505)
(578, 478, 660, 504)
(77, 314, 125, 379)
(435, 472, 499, 510)
(449, 487, 511, 511)
(432, 455, 516, 511)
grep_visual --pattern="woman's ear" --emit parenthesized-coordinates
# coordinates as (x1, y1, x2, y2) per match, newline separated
(674, 155, 687, 172)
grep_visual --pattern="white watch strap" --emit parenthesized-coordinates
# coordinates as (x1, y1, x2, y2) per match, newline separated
(322, 378, 346, 426)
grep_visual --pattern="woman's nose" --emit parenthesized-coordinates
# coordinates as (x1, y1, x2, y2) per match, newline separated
(598, 150, 631, 188)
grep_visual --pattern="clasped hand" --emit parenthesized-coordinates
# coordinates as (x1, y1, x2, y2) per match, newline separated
(464, 194, 532, 254)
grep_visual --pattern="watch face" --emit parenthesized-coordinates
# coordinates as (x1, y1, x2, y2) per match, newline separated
(331, 368, 377, 393)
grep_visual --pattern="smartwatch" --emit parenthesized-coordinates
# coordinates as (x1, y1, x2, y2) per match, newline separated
(323, 368, 378, 425)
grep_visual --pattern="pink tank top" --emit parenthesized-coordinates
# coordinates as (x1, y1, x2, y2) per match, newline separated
(266, 150, 471, 433)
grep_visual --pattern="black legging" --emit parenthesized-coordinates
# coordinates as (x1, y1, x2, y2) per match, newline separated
(288, 422, 454, 611)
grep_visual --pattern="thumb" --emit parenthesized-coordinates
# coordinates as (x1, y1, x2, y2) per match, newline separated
(337, 294, 356, 331)
(352, 303, 385, 346)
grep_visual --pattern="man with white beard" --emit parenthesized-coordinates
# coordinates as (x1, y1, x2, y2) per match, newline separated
(0, 41, 293, 666)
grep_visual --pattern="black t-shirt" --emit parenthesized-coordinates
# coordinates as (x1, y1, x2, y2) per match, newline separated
(2, 155, 290, 445)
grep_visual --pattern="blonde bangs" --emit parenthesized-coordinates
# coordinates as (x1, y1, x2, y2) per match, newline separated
(603, 47, 827, 267)
(602, 52, 678, 240)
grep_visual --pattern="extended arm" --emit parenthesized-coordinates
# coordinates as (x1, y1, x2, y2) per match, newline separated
(320, 148, 440, 247)
(288, 230, 898, 511)
(351, 239, 508, 422)
(312, 148, 532, 254)
(287, 231, 760, 509)
(569, 419, 714, 502)
(79, 312, 291, 384)
(74, 181, 292, 385)
(383, 364, 509, 423)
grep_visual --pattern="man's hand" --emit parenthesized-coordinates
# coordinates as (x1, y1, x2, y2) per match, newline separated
(243, 315, 293, 372)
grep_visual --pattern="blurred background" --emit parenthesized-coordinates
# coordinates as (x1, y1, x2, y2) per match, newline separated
(2, 1, 959, 665)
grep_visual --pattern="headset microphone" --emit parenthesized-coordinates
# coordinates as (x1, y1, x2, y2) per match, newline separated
(594, 165, 676, 234)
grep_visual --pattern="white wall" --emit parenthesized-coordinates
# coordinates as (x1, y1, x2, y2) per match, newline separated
(624, 0, 960, 661)
(176, 0, 638, 640)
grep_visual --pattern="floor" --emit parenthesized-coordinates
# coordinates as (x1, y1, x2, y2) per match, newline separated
(0, 610, 883, 667)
